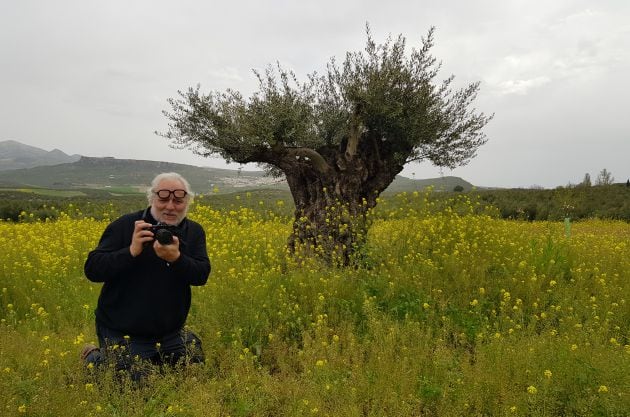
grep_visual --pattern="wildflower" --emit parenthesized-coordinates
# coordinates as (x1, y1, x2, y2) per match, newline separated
(527, 385, 538, 394)
(18, 405, 27, 413)
(315, 359, 325, 367)
(470, 299, 478, 307)
(73, 333, 85, 345)
(544, 369, 552, 378)
(571, 344, 578, 351)
(598, 385, 608, 393)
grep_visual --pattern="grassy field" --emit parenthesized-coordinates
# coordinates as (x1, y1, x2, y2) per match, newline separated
(6, 188, 88, 197)
(0, 192, 628, 416)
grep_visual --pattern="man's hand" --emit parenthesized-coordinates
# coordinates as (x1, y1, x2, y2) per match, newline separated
(130, 220, 154, 257)
(154, 236, 181, 263)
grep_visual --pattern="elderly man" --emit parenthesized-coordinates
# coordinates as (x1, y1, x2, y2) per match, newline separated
(83, 172, 210, 379)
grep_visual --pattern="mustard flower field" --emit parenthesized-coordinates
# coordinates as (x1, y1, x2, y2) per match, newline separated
(1, 193, 628, 416)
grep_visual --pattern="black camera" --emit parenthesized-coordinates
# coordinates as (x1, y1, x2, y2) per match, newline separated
(148, 223, 179, 245)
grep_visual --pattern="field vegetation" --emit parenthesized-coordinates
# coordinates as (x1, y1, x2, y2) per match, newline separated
(1, 182, 630, 223)
(0, 190, 628, 416)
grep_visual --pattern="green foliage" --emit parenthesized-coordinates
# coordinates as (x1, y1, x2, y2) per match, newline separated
(472, 185, 630, 221)
(3, 183, 630, 224)
(161, 26, 492, 171)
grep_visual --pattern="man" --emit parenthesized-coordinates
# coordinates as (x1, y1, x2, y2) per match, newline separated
(83, 172, 210, 379)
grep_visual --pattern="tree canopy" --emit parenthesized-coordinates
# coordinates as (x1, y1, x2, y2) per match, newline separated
(160, 26, 492, 263)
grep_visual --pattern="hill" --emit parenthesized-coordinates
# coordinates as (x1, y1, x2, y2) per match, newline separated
(0, 155, 473, 194)
(0, 156, 287, 194)
(0, 140, 80, 170)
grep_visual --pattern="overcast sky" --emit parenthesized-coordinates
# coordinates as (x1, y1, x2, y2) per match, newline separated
(1, 0, 628, 188)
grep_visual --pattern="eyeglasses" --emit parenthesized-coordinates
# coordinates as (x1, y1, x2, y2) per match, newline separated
(154, 189, 188, 200)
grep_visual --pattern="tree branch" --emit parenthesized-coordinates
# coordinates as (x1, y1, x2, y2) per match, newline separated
(345, 110, 361, 160)
(285, 147, 334, 175)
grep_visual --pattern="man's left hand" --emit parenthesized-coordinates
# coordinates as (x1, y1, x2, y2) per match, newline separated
(154, 236, 181, 263)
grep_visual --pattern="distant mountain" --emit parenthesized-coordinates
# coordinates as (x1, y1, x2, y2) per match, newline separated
(0, 141, 475, 194)
(0, 156, 287, 194)
(0, 140, 81, 171)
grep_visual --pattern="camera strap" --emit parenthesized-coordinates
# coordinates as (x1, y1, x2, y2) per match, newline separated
(141, 207, 152, 223)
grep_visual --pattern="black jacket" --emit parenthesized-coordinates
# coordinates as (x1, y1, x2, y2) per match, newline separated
(84, 208, 211, 338)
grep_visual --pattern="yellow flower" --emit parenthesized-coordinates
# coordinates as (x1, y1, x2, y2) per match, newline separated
(527, 385, 537, 394)
(18, 405, 27, 413)
(315, 359, 325, 367)
(544, 369, 552, 378)
(598, 385, 608, 393)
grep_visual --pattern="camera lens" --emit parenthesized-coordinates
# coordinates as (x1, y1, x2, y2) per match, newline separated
(154, 228, 174, 245)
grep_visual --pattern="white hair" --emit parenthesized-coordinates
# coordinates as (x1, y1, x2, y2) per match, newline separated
(146, 172, 195, 205)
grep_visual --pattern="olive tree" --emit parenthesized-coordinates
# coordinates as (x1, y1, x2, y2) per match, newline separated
(160, 27, 492, 264)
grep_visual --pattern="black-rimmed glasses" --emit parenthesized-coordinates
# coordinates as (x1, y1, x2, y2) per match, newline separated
(154, 189, 188, 199)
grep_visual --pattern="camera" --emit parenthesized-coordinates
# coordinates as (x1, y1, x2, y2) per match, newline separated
(147, 223, 179, 245)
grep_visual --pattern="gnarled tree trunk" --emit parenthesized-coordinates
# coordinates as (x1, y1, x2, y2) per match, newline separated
(280, 142, 403, 265)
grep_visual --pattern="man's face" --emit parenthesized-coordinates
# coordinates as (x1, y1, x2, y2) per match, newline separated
(150, 179, 190, 225)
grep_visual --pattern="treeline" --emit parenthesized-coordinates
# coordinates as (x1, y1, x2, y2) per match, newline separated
(471, 183, 630, 221)
(0, 189, 294, 222)
(0, 189, 146, 222)
(1, 183, 629, 223)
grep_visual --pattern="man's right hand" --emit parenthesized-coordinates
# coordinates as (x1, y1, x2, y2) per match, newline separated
(130, 220, 154, 257)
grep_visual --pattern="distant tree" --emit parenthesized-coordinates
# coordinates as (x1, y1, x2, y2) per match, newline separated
(581, 173, 592, 187)
(627, 179, 629, 188)
(595, 169, 614, 186)
(453, 185, 464, 192)
(160, 26, 492, 264)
